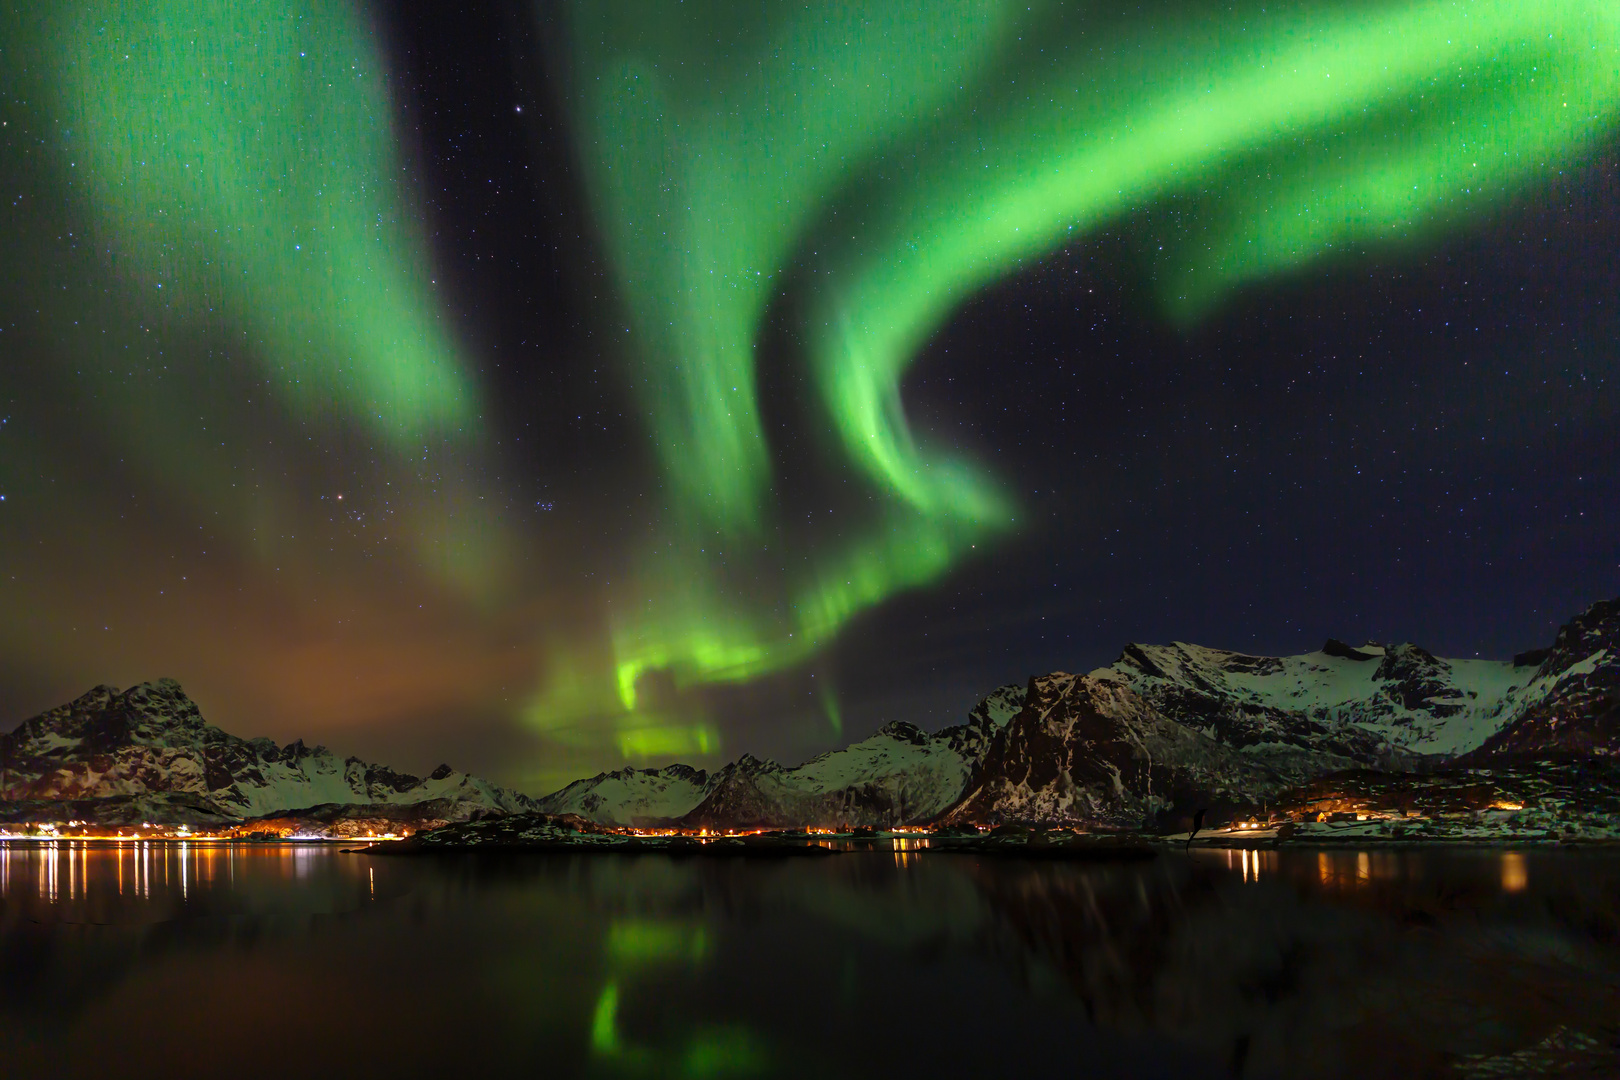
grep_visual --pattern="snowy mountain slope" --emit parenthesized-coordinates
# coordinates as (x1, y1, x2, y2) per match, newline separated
(1090, 640, 1524, 767)
(534, 764, 715, 827)
(540, 601, 1620, 831)
(1464, 598, 1619, 759)
(1087, 598, 1620, 773)
(943, 599, 1620, 828)
(671, 685, 1032, 829)
(0, 679, 533, 821)
(679, 722, 977, 830)
(538, 684, 1029, 829)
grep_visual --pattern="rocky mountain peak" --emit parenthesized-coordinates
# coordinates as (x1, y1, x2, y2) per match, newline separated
(1370, 643, 1465, 716)
(65, 684, 120, 716)
(1321, 639, 1377, 662)
(939, 683, 1028, 762)
(876, 720, 929, 745)
(1462, 597, 1620, 760)
(10, 679, 220, 756)
(966, 684, 1027, 727)
(1114, 643, 1167, 680)
(1372, 642, 1445, 682)
(943, 672, 1276, 828)
(723, 753, 781, 777)
(1535, 597, 1619, 680)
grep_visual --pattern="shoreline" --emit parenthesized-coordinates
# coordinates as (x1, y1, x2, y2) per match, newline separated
(4, 825, 1618, 854)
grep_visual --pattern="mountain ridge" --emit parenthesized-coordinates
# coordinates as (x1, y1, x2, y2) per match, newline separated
(538, 597, 1620, 830)
(5, 598, 1615, 833)
(0, 678, 533, 826)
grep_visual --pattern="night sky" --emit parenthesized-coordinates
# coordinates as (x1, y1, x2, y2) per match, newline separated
(1, 1, 1616, 794)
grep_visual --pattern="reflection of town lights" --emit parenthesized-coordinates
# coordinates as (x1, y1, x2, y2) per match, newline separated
(1502, 852, 1529, 893)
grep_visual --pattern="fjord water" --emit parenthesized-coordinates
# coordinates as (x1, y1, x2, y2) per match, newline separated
(2, 843, 1617, 1079)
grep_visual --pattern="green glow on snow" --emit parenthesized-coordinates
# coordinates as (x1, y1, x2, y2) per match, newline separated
(546, 0, 1620, 737)
(54, 0, 476, 447)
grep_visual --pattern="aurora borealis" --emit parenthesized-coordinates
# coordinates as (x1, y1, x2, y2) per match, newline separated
(1, 0, 1616, 791)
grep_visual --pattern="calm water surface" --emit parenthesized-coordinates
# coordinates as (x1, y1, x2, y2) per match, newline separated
(2, 842, 1618, 1079)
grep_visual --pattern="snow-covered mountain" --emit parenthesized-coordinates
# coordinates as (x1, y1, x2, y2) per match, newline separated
(12, 599, 1612, 833)
(0, 678, 534, 823)
(534, 763, 716, 827)
(676, 721, 979, 831)
(1089, 640, 1525, 772)
(540, 599, 1618, 832)
(536, 684, 1028, 829)
(1088, 600, 1618, 773)
(942, 598, 1620, 827)
(1463, 598, 1618, 759)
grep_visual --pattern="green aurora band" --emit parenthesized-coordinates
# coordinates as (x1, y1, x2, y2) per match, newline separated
(3, 0, 509, 607)
(553, 0, 1620, 753)
(50, 0, 477, 447)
